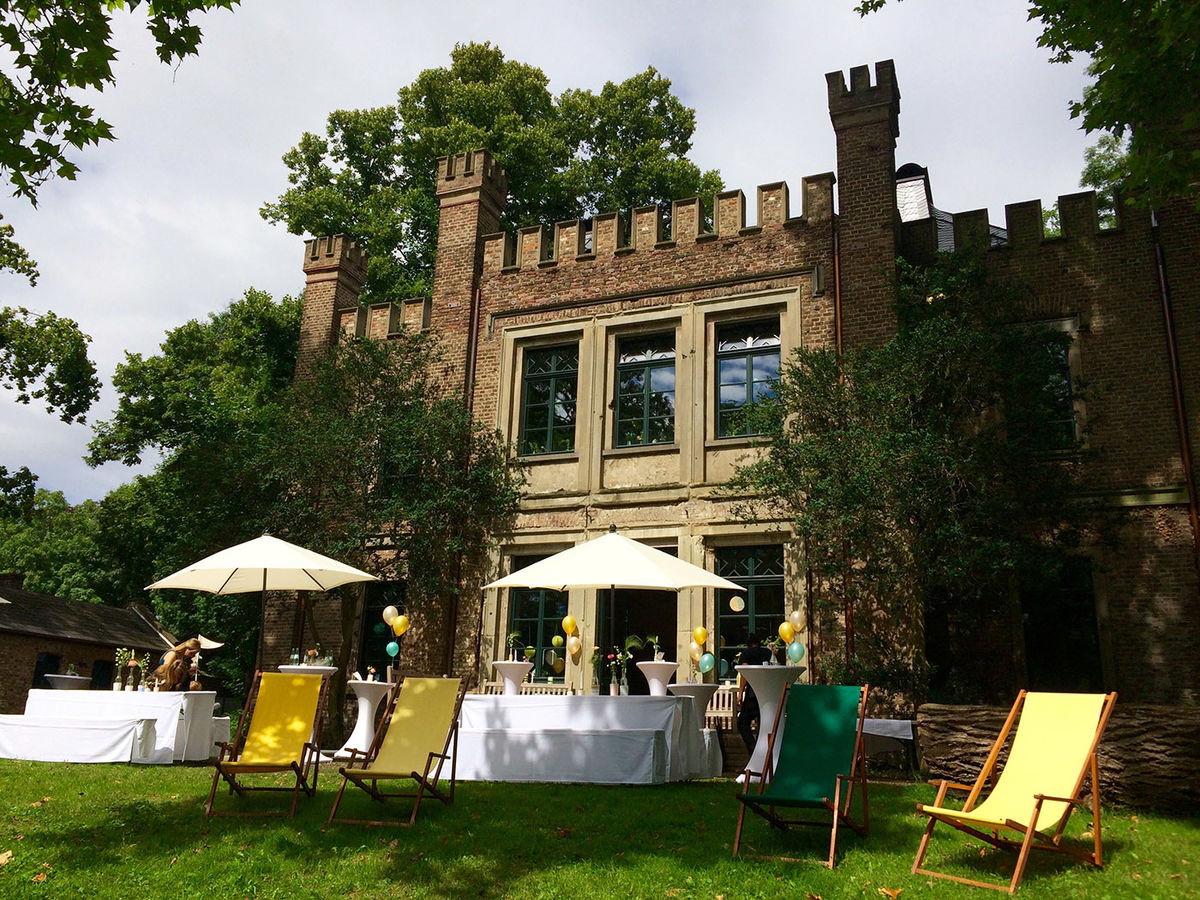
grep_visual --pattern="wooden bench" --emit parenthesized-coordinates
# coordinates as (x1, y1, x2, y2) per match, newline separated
(478, 681, 574, 696)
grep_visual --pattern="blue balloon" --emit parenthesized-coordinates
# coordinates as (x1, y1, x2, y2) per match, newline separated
(719, 659, 729, 677)
(698, 652, 716, 674)
(786, 640, 805, 663)
(386, 641, 400, 657)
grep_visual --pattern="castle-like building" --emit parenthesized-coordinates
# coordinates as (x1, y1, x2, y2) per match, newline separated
(279, 60, 1199, 705)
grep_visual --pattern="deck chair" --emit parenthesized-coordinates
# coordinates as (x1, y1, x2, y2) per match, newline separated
(206, 670, 327, 818)
(733, 683, 869, 867)
(912, 690, 1118, 894)
(327, 676, 465, 827)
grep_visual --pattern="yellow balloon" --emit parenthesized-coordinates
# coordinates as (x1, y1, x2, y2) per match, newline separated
(566, 635, 582, 656)
(689, 640, 703, 663)
(382, 605, 398, 626)
(692, 626, 708, 646)
(778, 621, 794, 643)
(561, 615, 577, 635)
(553, 658, 565, 674)
(393, 614, 410, 636)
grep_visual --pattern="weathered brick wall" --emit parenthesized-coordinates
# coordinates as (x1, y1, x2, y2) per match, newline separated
(0, 634, 159, 714)
(918, 701, 1200, 812)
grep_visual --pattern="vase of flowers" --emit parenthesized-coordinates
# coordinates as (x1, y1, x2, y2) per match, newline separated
(646, 633, 664, 661)
(507, 631, 524, 662)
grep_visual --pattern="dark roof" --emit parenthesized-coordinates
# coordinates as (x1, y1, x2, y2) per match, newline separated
(0, 585, 172, 650)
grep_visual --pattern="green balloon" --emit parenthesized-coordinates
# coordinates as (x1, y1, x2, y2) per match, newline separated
(698, 652, 716, 674)
(386, 641, 399, 657)
(787, 640, 805, 663)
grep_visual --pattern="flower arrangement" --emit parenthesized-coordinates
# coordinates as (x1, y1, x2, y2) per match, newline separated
(304, 646, 332, 666)
(645, 633, 663, 660)
(507, 631, 524, 661)
(114, 647, 132, 669)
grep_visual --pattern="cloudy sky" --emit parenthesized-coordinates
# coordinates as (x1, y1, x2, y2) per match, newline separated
(2, 1, 1093, 504)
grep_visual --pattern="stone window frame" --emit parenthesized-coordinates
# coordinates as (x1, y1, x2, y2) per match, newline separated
(504, 326, 588, 461)
(506, 555, 569, 684)
(713, 318, 783, 439)
(601, 314, 684, 454)
(1009, 314, 1088, 453)
(702, 299, 791, 446)
(712, 543, 787, 679)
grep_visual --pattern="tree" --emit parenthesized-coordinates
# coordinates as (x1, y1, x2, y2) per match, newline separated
(0, 0, 239, 282)
(729, 252, 1093, 704)
(267, 333, 523, 731)
(0, 305, 100, 421)
(261, 42, 722, 302)
(85, 288, 302, 697)
(0, 487, 110, 603)
(855, 1, 1200, 207)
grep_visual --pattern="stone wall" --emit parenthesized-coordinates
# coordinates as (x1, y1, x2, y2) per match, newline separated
(917, 701, 1200, 812)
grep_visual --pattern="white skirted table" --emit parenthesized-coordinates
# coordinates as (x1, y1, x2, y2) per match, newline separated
(492, 660, 534, 696)
(635, 660, 679, 696)
(19, 689, 218, 763)
(450, 694, 719, 784)
(327, 679, 393, 760)
(735, 664, 805, 781)
(667, 682, 719, 719)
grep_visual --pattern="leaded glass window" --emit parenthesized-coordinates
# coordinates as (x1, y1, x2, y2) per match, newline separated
(615, 333, 676, 447)
(520, 345, 578, 455)
(508, 556, 568, 683)
(716, 319, 781, 438)
(715, 545, 786, 677)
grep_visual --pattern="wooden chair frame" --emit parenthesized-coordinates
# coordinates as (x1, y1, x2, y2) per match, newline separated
(911, 690, 1118, 894)
(327, 678, 466, 828)
(206, 670, 329, 819)
(733, 683, 870, 868)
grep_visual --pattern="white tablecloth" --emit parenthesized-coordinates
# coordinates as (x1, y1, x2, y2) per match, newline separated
(24, 690, 217, 764)
(0, 714, 156, 763)
(451, 695, 716, 784)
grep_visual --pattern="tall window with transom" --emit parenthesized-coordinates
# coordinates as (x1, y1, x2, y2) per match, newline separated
(715, 545, 786, 679)
(520, 345, 578, 455)
(615, 333, 676, 447)
(716, 319, 781, 438)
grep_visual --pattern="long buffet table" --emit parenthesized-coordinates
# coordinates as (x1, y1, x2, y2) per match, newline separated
(3, 690, 227, 764)
(449, 694, 721, 785)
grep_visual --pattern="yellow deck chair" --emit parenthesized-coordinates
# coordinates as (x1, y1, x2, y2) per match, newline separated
(206, 670, 328, 818)
(912, 690, 1117, 894)
(327, 676, 465, 827)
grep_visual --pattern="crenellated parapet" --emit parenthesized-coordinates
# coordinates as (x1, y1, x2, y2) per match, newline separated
(826, 60, 900, 140)
(481, 173, 835, 273)
(946, 190, 1128, 253)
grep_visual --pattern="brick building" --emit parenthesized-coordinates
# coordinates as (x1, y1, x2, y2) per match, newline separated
(282, 60, 1200, 705)
(0, 575, 174, 715)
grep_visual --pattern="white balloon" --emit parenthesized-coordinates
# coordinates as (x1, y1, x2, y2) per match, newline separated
(729, 595, 746, 612)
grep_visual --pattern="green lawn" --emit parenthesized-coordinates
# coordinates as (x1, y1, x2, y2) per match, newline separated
(0, 761, 1195, 899)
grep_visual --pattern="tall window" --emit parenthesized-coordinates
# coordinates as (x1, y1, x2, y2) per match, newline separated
(1030, 338, 1078, 451)
(1006, 323, 1080, 452)
(615, 333, 676, 447)
(715, 545, 786, 678)
(520, 345, 578, 455)
(508, 556, 568, 683)
(359, 581, 405, 675)
(716, 319, 781, 437)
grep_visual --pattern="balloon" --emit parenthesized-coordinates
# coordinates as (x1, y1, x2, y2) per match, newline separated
(689, 640, 703, 663)
(552, 635, 564, 648)
(524, 645, 536, 661)
(778, 621, 794, 643)
(698, 653, 716, 674)
(729, 595, 746, 612)
(553, 658, 565, 674)
(719, 659, 729, 677)
(566, 635, 582, 656)
(787, 640, 805, 663)
(385, 641, 399, 658)
(693, 626, 708, 646)
(382, 605, 398, 626)
(561, 615, 577, 635)
(788, 609, 804, 631)
(543, 648, 557, 667)
(392, 614, 409, 637)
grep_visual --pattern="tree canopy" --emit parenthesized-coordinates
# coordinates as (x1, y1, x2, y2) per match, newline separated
(0, 0, 238, 283)
(0, 305, 100, 422)
(261, 42, 722, 302)
(855, 1, 1200, 207)
(730, 252, 1094, 704)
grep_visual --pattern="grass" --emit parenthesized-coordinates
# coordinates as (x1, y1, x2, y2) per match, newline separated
(0, 761, 1196, 899)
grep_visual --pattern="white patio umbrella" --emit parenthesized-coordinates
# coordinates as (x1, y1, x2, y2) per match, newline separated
(484, 529, 744, 593)
(146, 534, 379, 664)
(484, 528, 744, 688)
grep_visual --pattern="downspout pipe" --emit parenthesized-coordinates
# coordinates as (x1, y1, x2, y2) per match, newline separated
(1150, 208, 1200, 576)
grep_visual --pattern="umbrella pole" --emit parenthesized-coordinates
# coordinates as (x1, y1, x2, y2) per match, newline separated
(257, 571, 267, 671)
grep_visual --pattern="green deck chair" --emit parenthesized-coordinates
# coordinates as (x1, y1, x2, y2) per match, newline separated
(327, 676, 464, 827)
(733, 683, 869, 867)
(912, 690, 1118, 894)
